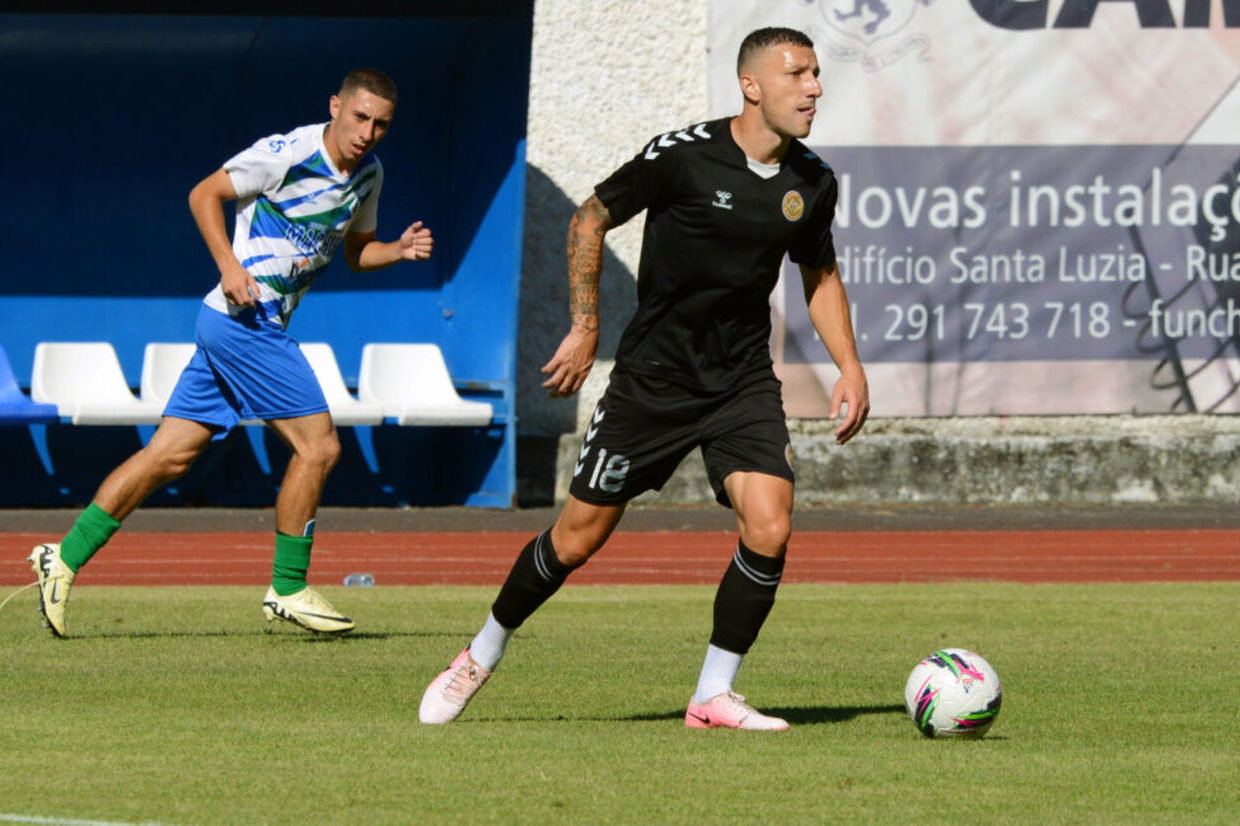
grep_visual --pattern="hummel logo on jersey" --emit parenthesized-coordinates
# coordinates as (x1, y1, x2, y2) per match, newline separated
(712, 191, 733, 210)
(573, 405, 629, 492)
(644, 122, 712, 160)
(586, 405, 604, 441)
(575, 406, 606, 476)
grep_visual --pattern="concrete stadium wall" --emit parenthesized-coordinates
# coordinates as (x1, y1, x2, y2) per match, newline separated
(516, 0, 710, 501)
(519, 0, 1240, 506)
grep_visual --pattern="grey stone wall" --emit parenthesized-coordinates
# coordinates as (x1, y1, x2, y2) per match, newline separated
(553, 414, 1240, 506)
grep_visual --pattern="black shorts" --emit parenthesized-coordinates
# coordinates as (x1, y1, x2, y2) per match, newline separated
(568, 369, 794, 508)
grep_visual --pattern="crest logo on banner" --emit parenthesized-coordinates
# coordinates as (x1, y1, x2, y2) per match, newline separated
(804, 0, 935, 71)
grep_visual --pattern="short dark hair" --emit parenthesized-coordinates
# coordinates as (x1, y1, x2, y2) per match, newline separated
(340, 68, 398, 107)
(736, 27, 815, 75)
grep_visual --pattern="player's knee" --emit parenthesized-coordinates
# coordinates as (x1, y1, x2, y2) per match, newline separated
(740, 515, 790, 557)
(149, 448, 197, 483)
(321, 433, 342, 470)
(551, 537, 599, 567)
(299, 433, 341, 472)
(548, 527, 605, 567)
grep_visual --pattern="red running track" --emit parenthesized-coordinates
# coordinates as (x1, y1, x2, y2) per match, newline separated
(2, 529, 1238, 586)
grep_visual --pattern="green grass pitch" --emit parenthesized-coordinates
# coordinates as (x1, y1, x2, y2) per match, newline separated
(2, 582, 1238, 824)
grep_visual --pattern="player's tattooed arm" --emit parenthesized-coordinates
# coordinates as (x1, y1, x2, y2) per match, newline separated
(541, 194, 614, 398)
(566, 194, 613, 333)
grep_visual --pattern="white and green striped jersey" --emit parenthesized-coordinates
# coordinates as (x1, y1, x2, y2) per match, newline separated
(203, 122, 383, 327)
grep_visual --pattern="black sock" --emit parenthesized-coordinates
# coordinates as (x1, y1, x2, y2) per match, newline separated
(491, 529, 577, 630)
(709, 540, 785, 655)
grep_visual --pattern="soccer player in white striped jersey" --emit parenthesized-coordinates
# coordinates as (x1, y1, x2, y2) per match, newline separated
(29, 68, 432, 637)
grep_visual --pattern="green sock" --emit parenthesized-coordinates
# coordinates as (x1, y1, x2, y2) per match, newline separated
(59, 502, 122, 572)
(272, 532, 313, 596)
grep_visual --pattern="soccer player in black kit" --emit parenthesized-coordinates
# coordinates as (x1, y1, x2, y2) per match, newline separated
(420, 27, 870, 729)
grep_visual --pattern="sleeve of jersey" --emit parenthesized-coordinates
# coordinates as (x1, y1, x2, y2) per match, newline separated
(592, 139, 680, 226)
(350, 159, 383, 234)
(788, 174, 839, 271)
(222, 135, 293, 200)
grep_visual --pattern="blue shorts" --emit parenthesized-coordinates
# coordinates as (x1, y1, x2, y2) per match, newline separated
(163, 305, 328, 441)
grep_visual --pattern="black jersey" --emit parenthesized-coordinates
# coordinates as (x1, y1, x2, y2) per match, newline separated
(594, 116, 838, 394)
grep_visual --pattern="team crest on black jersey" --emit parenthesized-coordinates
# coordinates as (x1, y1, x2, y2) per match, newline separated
(782, 190, 805, 222)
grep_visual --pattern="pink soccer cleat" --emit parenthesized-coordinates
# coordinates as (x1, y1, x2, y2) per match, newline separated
(684, 691, 790, 731)
(419, 647, 492, 724)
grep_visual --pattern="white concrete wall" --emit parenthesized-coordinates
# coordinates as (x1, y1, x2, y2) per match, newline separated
(520, 0, 709, 438)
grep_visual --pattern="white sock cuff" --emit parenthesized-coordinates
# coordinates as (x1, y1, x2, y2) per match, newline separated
(693, 644, 744, 705)
(469, 611, 512, 671)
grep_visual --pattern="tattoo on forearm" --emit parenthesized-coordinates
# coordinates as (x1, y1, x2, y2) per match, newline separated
(570, 284, 599, 331)
(567, 196, 611, 331)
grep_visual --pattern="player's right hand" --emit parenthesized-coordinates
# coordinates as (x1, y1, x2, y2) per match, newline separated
(541, 325, 599, 398)
(220, 262, 260, 307)
(830, 365, 870, 445)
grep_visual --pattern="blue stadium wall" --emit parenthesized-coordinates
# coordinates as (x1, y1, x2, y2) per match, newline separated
(0, 2, 531, 508)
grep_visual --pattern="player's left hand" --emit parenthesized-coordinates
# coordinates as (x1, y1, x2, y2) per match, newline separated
(830, 365, 870, 445)
(399, 221, 433, 261)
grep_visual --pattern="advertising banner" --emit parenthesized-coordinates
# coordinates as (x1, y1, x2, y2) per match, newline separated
(708, 0, 1240, 414)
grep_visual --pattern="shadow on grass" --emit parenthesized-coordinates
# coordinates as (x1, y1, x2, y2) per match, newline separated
(773, 704, 907, 725)
(67, 629, 468, 641)
(478, 703, 908, 724)
(616, 703, 906, 725)
(294, 630, 469, 642)
(61, 630, 271, 640)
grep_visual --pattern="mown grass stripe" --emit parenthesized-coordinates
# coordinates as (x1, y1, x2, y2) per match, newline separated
(0, 815, 165, 826)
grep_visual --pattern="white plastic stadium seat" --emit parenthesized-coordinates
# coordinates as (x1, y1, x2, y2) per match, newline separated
(32, 342, 164, 425)
(140, 342, 198, 407)
(140, 342, 264, 427)
(358, 343, 492, 426)
(299, 342, 385, 426)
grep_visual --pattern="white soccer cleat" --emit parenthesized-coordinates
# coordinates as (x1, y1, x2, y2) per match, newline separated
(684, 691, 790, 731)
(419, 647, 492, 724)
(28, 543, 75, 638)
(262, 586, 354, 634)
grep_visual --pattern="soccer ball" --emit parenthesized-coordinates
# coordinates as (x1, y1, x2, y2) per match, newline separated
(904, 648, 1002, 738)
